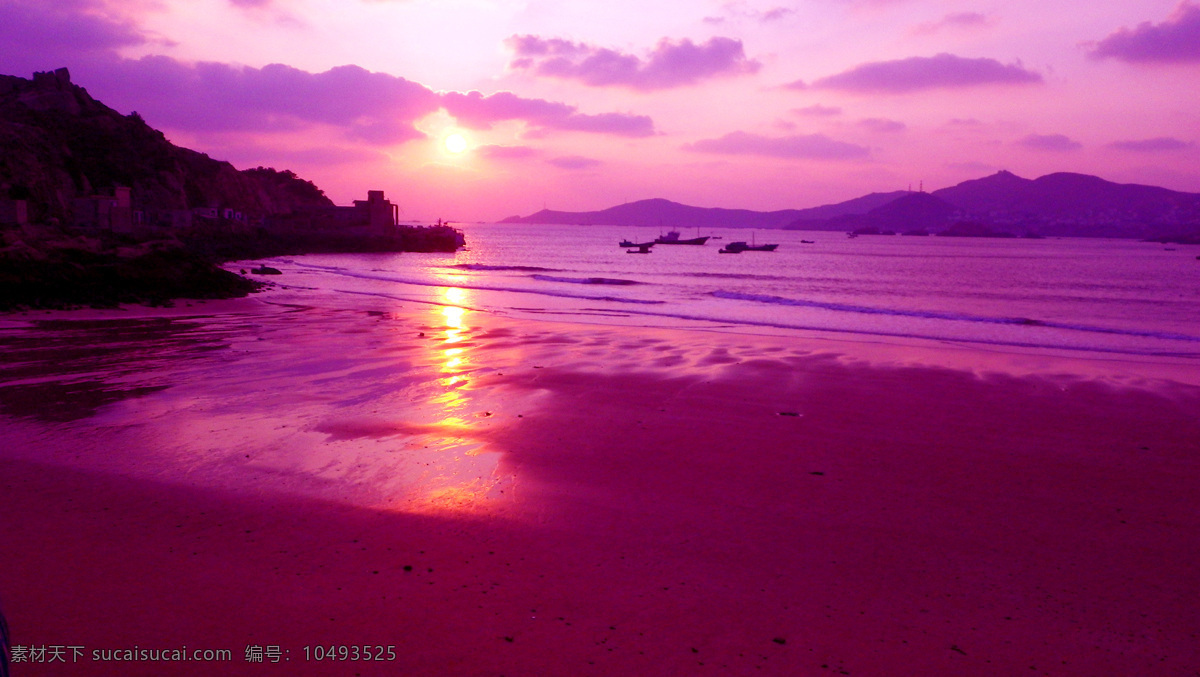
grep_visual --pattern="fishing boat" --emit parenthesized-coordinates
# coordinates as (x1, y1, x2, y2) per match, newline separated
(719, 241, 777, 253)
(619, 239, 655, 248)
(654, 230, 709, 245)
(719, 231, 779, 252)
(626, 243, 653, 254)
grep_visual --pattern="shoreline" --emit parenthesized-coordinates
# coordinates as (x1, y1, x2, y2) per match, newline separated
(7, 287, 1200, 387)
(2, 292, 1199, 675)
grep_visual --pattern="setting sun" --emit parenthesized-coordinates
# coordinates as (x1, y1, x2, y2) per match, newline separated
(444, 133, 467, 154)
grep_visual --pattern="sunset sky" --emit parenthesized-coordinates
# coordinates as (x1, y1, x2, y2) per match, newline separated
(2, 0, 1198, 221)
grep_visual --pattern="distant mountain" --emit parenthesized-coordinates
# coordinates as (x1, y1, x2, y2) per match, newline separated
(502, 170, 1200, 239)
(501, 198, 806, 229)
(785, 192, 957, 233)
(0, 68, 333, 225)
(500, 191, 907, 230)
(929, 171, 1200, 238)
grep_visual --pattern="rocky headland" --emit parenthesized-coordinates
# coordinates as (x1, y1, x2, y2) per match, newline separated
(0, 68, 461, 311)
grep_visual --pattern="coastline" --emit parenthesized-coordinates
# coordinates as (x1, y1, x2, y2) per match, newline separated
(2, 292, 1199, 675)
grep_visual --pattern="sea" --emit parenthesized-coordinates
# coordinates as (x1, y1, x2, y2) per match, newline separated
(249, 224, 1200, 360)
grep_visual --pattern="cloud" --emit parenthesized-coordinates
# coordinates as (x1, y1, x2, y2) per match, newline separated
(0, 0, 147, 73)
(912, 12, 991, 35)
(0, 0, 656, 143)
(781, 79, 808, 90)
(704, 3, 794, 24)
(1108, 137, 1194, 152)
(1088, 2, 1200, 63)
(506, 34, 761, 90)
(813, 53, 1042, 93)
(96, 57, 440, 143)
(792, 104, 842, 117)
(238, 145, 387, 167)
(547, 156, 602, 170)
(441, 90, 655, 137)
(478, 144, 540, 160)
(1017, 133, 1082, 152)
(684, 131, 870, 160)
(858, 118, 906, 133)
(64, 56, 655, 144)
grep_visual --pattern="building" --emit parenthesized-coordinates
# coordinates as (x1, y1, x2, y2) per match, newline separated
(72, 187, 133, 233)
(0, 199, 28, 227)
(267, 190, 399, 236)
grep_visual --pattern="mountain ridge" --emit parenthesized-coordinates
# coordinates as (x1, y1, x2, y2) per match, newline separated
(501, 191, 907, 230)
(502, 170, 1200, 239)
(0, 67, 334, 226)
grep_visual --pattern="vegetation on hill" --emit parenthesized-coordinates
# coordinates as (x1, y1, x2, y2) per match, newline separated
(0, 69, 461, 310)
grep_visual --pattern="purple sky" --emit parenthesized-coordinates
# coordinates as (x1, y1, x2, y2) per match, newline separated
(2, 0, 1198, 220)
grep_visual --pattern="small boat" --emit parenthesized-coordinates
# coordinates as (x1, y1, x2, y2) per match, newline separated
(800, 240, 815, 244)
(654, 230, 709, 245)
(626, 244, 653, 254)
(719, 240, 778, 253)
(718, 245, 742, 253)
(620, 239, 655, 248)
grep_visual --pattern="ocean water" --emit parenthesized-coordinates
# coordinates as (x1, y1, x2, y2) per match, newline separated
(253, 224, 1200, 359)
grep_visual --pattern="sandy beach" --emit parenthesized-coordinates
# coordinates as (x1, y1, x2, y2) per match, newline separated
(1, 294, 1198, 676)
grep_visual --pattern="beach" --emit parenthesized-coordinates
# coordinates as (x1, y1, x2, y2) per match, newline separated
(1, 282, 1198, 676)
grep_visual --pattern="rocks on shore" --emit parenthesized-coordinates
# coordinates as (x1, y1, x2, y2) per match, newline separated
(0, 226, 261, 310)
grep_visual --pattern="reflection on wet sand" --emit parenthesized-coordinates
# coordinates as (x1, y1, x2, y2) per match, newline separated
(400, 287, 509, 513)
(0, 297, 519, 519)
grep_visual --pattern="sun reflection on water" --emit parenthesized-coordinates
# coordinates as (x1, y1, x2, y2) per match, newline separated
(393, 285, 510, 514)
(438, 291, 471, 391)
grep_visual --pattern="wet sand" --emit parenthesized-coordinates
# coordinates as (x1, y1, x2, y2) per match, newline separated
(1, 297, 1199, 675)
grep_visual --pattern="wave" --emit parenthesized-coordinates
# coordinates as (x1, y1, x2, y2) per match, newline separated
(533, 304, 1199, 358)
(263, 259, 1200, 357)
(711, 290, 1200, 343)
(286, 260, 664, 305)
(532, 274, 641, 286)
(670, 271, 796, 282)
(450, 264, 561, 272)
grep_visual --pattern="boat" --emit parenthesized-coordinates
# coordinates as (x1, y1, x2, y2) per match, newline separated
(619, 239, 654, 248)
(720, 242, 777, 255)
(654, 230, 709, 245)
(717, 229, 778, 253)
(626, 243, 653, 254)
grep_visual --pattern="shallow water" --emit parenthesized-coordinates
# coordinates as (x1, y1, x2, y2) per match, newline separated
(247, 224, 1200, 359)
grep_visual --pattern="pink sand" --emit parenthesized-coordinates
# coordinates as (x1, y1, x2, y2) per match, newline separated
(1, 297, 1198, 675)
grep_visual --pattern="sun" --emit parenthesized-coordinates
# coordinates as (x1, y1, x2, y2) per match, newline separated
(444, 133, 468, 154)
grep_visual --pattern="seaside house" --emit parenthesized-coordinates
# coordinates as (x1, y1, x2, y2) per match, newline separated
(0, 198, 27, 228)
(71, 186, 133, 233)
(268, 190, 399, 236)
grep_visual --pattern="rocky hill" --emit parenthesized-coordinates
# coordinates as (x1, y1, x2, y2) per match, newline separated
(0, 68, 333, 224)
(787, 192, 958, 234)
(0, 68, 464, 310)
(502, 168, 1200, 239)
(928, 171, 1200, 238)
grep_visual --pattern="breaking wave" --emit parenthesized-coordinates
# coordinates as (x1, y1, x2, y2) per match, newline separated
(531, 274, 641, 286)
(710, 290, 1200, 342)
